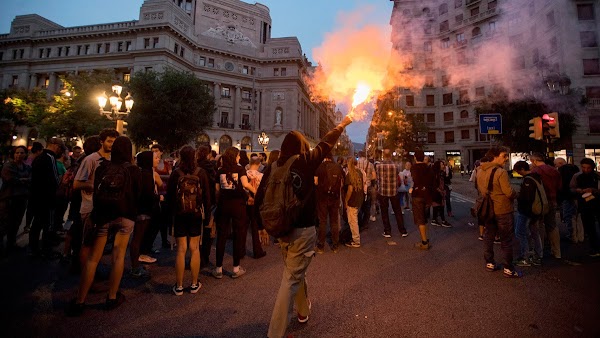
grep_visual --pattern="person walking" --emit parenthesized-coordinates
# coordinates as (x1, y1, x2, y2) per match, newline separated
(430, 160, 452, 227)
(476, 147, 520, 278)
(255, 116, 353, 338)
(376, 149, 407, 238)
(344, 157, 365, 248)
(314, 153, 344, 253)
(0, 146, 31, 253)
(410, 150, 434, 250)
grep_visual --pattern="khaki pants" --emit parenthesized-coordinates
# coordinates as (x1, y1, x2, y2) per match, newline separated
(267, 227, 315, 338)
(346, 206, 360, 244)
(536, 203, 561, 259)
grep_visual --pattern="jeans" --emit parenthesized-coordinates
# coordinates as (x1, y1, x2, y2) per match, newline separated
(514, 212, 542, 259)
(378, 194, 406, 235)
(346, 206, 360, 244)
(538, 202, 561, 258)
(484, 212, 514, 270)
(268, 226, 315, 338)
(369, 186, 378, 217)
(316, 194, 340, 249)
(29, 205, 54, 253)
(398, 191, 410, 208)
(561, 199, 577, 237)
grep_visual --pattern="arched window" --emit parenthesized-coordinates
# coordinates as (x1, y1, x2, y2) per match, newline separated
(439, 3, 448, 15)
(472, 27, 482, 37)
(219, 135, 232, 154)
(196, 133, 210, 147)
(241, 136, 252, 150)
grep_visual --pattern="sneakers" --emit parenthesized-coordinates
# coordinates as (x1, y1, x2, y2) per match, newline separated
(370, 216, 376, 222)
(190, 283, 202, 294)
(231, 267, 246, 279)
(105, 291, 125, 311)
(382, 233, 392, 238)
(401, 232, 409, 238)
(138, 254, 157, 264)
(515, 259, 532, 267)
(315, 246, 324, 254)
(441, 221, 453, 228)
(478, 236, 484, 241)
(431, 220, 441, 227)
(173, 285, 184, 296)
(331, 245, 339, 253)
(65, 298, 85, 317)
(503, 268, 522, 278)
(485, 263, 501, 272)
(297, 300, 312, 323)
(211, 268, 223, 279)
(345, 242, 361, 248)
(531, 257, 542, 266)
(415, 241, 431, 250)
(130, 266, 151, 278)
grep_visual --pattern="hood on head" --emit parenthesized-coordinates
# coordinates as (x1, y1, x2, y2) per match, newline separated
(280, 130, 310, 160)
(137, 151, 153, 169)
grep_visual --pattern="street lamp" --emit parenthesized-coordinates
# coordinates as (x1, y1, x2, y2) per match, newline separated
(97, 85, 134, 134)
(258, 131, 270, 151)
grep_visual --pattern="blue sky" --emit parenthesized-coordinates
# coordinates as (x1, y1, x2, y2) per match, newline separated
(0, 0, 393, 142)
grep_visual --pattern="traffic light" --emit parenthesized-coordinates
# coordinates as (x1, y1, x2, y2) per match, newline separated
(529, 117, 542, 140)
(547, 112, 560, 138)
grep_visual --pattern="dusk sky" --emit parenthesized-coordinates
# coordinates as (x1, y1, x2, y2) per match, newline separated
(0, 0, 394, 144)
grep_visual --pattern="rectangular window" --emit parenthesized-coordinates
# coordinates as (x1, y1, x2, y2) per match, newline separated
(57, 47, 63, 57)
(547, 11, 555, 28)
(281, 67, 287, 76)
(123, 73, 131, 83)
(85, 44, 90, 55)
(46, 48, 51, 57)
(242, 65, 249, 74)
(220, 112, 229, 126)
(445, 131, 455, 143)
(425, 76, 434, 87)
(118, 42, 123, 52)
(456, 14, 463, 24)
(550, 36, 558, 53)
(145, 66, 153, 72)
(589, 116, 600, 134)
(578, 4, 595, 21)
(441, 38, 450, 49)
(242, 90, 251, 102)
(475, 86, 485, 97)
(96, 44, 102, 53)
(43, 77, 49, 88)
(456, 33, 465, 42)
(489, 21, 496, 32)
(441, 74, 449, 87)
(180, 47, 185, 57)
(406, 95, 414, 106)
(208, 58, 215, 67)
(426, 95, 435, 106)
(440, 20, 449, 32)
(455, 0, 462, 8)
(583, 59, 600, 75)
(77, 45, 82, 55)
(471, 7, 479, 17)
(461, 130, 470, 139)
(581, 31, 598, 47)
(444, 111, 454, 121)
(251, 67, 256, 75)
(242, 114, 250, 128)
(221, 87, 231, 98)
(199, 57, 206, 66)
(11, 75, 18, 87)
(126, 41, 132, 51)
(65, 46, 70, 56)
(459, 89, 470, 104)
(18, 49, 24, 59)
(0, 51, 3, 60)
(428, 132, 437, 143)
(153, 37, 159, 48)
(427, 113, 435, 123)
(488, 0, 497, 10)
(105, 43, 110, 53)
(586, 86, 600, 98)
(274, 68, 279, 76)
(144, 38, 150, 49)
(443, 93, 453, 105)
(460, 110, 469, 118)
(424, 41, 432, 52)
(39, 48, 44, 58)
(174, 43, 179, 54)
(415, 114, 425, 123)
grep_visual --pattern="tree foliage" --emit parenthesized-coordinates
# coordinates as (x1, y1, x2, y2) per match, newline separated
(127, 69, 215, 152)
(0, 88, 50, 148)
(475, 88, 579, 153)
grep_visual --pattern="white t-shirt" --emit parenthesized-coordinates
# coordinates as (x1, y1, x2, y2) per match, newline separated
(74, 152, 106, 214)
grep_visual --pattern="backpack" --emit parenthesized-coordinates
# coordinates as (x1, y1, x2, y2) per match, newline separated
(476, 167, 498, 224)
(526, 176, 549, 216)
(318, 161, 343, 197)
(56, 162, 79, 199)
(95, 162, 131, 215)
(175, 168, 204, 218)
(259, 155, 304, 238)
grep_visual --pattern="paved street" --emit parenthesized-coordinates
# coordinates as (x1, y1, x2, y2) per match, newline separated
(2, 175, 600, 337)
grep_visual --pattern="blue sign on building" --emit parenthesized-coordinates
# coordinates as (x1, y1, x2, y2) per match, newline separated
(479, 114, 502, 135)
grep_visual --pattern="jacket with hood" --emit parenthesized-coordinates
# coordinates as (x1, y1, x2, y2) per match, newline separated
(255, 126, 344, 230)
(476, 161, 516, 215)
(531, 164, 561, 203)
(517, 172, 543, 217)
(137, 151, 160, 216)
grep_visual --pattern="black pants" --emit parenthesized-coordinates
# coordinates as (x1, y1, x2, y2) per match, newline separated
(29, 204, 54, 253)
(246, 205, 265, 257)
(432, 205, 446, 222)
(445, 186, 452, 214)
(580, 206, 600, 253)
(316, 194, 341, 248)
(378, 194, 406, 235)
(484, 213, 514, 270)
(359, 196, 370, 229)
(216, 200, 246, 267)
(131, 218, 151, 269)
(1, 196, 28, 248)
(53, 197, 69, 231)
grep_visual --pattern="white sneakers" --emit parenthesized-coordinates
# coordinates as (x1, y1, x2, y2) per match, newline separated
(138, 255, 157, 263)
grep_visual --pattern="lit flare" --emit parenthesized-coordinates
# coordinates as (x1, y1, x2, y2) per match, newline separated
(348, 83, 371, 121)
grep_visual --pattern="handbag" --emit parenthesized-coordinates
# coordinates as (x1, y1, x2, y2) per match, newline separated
(476, 167, 498, 224)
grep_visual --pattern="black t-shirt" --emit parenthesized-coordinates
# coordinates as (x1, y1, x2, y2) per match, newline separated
(217, 165, 247, 202)
(344, 169, 364, 208)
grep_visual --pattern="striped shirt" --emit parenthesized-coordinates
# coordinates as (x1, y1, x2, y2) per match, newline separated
(376, 160, 399, 197)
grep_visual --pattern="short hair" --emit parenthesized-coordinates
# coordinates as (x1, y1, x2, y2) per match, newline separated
(250, 153, 257, 158)
(196, 145, 211, 163)
(47, 137, 65, 147)
(260, 152, 267, 161)
(414, 150, 425, 162)
(250, 155, 261, 165)
(72, 146, 82, 152)
(31, 142, 44, 153)
(382, 148, 392, 159)
(151, 144, 164, 152)
(211, 150, 217, 158)
(513, 160, 529, 172)
(83, 136, 102, 155)
(358, 150, 366, 158)
(530, 152, 545, 163)
(581, 158, 595, 168)
(99, 128, 119, 142)
(485, 146, 509, 159)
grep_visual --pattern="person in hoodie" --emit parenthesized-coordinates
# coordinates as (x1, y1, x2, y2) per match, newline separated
(196, 145, 218, 268)
(512, 161, 543, 267)
(130, 151, 162, 278)
(570, 158, 600, 257)
(255, 115, 353, 338)
(476, 146, 520, 278)
(530, 152, 562, 259)
(554, 157, 579, 240)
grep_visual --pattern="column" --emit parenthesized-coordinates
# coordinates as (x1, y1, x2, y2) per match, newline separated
(20, 72, 30, 89)
(213, 82, 220, 127)
(29, 73, 38, 90)
(47, 72, 57, 100)
(260, 89, 267, 130)
(234, 86, 241, 129)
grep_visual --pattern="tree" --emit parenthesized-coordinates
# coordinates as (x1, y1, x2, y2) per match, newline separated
(127, 69, 215, 152)
(475, 88, 579, 153)
(0, 88, 50, 145)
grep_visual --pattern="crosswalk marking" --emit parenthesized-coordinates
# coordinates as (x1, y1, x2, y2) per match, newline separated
(450, 192, 475, 204)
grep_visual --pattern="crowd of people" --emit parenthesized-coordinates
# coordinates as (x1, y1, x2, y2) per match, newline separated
(1, 117, 599, 336)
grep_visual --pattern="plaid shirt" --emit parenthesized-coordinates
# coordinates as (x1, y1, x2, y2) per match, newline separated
(376, 160, 399, 197)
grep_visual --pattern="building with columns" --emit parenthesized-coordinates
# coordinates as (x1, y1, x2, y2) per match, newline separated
(0, 0, 338, 152)
(386, 0, 600, 167)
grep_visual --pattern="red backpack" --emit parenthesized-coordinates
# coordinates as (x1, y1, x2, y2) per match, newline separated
(56, 163, 79, 199)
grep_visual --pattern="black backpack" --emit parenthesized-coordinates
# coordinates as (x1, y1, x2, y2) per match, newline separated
(318, 161, 343, 197)
(95, 162, 131, 216)
(175, 168, 204, 218)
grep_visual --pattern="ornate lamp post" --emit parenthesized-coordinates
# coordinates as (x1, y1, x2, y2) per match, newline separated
(97, 84, 134, 134)
(257, 131, 270, 152)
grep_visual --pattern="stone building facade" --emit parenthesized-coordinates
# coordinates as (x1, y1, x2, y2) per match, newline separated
(0, 0, 338, 153)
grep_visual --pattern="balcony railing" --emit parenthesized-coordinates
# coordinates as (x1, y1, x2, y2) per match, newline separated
(239, 124, 252, 130)
(217, 123, 234, 129)
(466, 0, 482, 6)
(589, 98, 600, 108)
(456, 99, 471, 106)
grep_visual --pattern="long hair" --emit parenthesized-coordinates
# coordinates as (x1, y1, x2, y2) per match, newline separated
(178, 145, 197, 174)
(196, 145, 211, 165)
(222, 147, 240, 169)
(346, 157, 361, 189)
(267, 150, 280, 166)
(239, 150, 249, 168)
(111, 136, 133, 164)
